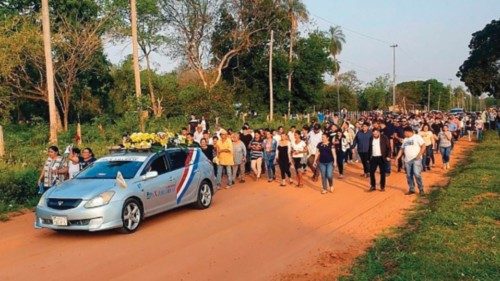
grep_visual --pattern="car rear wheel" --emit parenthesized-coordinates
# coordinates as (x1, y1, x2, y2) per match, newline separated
(195, 181, 212, 209)
(119, 198, 142, 234)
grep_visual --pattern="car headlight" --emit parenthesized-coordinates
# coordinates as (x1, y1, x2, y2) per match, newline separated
(37, 192, 47, 207)
(84, 191, 115, 208)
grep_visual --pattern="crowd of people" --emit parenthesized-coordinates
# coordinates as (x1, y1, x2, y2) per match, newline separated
(38, 108, 498, 196)
(182, 108, 498, 195)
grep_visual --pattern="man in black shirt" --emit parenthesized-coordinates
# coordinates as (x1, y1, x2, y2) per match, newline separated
(240, 125, 253, 173)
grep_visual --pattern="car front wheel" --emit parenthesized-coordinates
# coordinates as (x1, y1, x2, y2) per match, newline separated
(119, 198, 142, 234)
(195, 181, 213, 209)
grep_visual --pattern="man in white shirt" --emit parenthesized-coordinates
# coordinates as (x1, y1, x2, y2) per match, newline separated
(306, 124, 322, 181)
(396, 126, 426, 195)
(193, 125, 204, 144)
(368, 128, 391, 191)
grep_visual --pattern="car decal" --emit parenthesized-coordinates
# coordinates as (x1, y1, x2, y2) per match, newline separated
(176, 149, 200, 204)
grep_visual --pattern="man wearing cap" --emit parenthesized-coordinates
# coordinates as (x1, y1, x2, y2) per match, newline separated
(215, 129, 234, 189)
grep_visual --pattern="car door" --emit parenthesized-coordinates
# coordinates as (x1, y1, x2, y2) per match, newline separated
(140, 153, 172, 216)
(166, 148, 200, 206)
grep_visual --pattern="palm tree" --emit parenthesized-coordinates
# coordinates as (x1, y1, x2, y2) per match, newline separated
(285, 0, 308, 117)
(329, 25, 345, 113)
(41, 0, 58, 144)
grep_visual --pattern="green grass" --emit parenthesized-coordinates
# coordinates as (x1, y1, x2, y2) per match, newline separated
(340, 132, 500, 281)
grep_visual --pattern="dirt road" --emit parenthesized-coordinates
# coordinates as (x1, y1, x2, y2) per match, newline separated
(0, 140, 473, 281)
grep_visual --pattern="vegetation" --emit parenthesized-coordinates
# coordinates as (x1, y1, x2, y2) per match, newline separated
(457, 19, 499, 99)
(340, 132, 500, 281)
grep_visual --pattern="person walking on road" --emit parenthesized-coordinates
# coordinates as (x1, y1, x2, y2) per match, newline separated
(291, 130, 307, 187)
(215, 129, 234, 189)
(263, 131, 278, 182)
(354, 122, 372, 177)
(276, 133, 293, 186)
(231, 133, 247, 184)
(438, 125, 453, 170)
(306, 124, 322, 181)
(313, 133, 337, 194)
(396, 126, 426, 195)
(368, 128, 391, 191)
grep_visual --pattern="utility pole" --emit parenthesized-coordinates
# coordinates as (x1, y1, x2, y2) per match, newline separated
(336, 62, 340, 114)
(269, 30, 274, 121)
(390, 44, 398, 107)
(130, 0, 144, 132)
(427, 83, 431, 111)
(42, 0, 58, 144)
(448, 78, 452, 109)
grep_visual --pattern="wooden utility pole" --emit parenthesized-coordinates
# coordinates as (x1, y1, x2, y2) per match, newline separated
(130, 0, 144, 132)
(0, 125, 4, 157)
(269, 30, 274, 121)
(427, 83, 431, 111)
(41, 0, 58, 144)
(390, 44, 398, 107)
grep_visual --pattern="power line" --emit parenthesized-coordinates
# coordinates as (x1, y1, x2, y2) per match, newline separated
(309, 13, 392, 45)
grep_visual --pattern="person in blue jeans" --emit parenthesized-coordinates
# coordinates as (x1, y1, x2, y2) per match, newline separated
(396, 126, 426, 195)
(438, 125, 453, 170)
(313, 133, 337, 194)
(262, 131, 278, 182)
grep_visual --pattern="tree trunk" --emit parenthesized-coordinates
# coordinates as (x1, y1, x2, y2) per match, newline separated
(0, 125, 4, 157)
(288, 27, 293, 119)
(42, 0, 58, 144)
(130, 0, 144, 132)
(145, 54, 159, 117)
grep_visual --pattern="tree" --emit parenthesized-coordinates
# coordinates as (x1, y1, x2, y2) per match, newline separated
(109, 0, 169, 117)
(160, 0, 282, 91)
(42, 0, 58, 143)
(457, 19, 499, 98)
(359, 75, 391, 111)
(283, 0, 308, 115)
(338, 70, 363, 94)
(328, 25, 345, 112)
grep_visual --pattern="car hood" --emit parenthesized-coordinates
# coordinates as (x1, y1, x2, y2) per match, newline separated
(46, 179, 120, 200)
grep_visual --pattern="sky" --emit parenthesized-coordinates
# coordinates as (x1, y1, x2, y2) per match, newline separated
(104, 0, 500, 88)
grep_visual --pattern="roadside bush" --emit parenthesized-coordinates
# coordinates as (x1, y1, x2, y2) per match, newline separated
(0, 168, 38, 204)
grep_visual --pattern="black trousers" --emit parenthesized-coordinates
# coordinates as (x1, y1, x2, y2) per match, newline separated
(369, 156, 386, 188)
(359, 152, 370, 174)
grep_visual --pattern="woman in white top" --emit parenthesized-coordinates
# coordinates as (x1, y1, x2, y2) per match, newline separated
(418, 124, 436, 171)
(291, 130, 307, 187)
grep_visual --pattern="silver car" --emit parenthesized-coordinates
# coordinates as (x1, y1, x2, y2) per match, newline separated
(35, 147, 216, 233)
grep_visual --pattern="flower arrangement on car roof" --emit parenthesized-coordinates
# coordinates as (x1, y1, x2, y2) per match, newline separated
(123, 131, 176, 149)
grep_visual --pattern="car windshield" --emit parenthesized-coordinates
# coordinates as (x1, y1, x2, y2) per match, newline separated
(76, 161, 143, 179)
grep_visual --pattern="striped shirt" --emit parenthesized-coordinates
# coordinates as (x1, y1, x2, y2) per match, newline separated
(250, 139, 263, 159)
(42, 156, 64, 187)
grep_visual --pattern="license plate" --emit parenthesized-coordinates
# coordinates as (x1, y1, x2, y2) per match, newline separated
(52, 216, 68, 226)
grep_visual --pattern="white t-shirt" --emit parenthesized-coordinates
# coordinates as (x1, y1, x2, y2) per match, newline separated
(307, 130, 322, 156)
(372, 138, 382, 157)
(402, 134, 425, 162)
(68, 161, 80, 179)
(291, 140, 307, 158)
(193, 131, 204, 143)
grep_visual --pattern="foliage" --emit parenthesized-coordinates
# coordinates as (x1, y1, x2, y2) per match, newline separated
(358, 75, 391, 110)
(396, 79, 451, 111)
(317, 85, 358, 111)
(340, 133, 500, 281)
(457, 19, 500, 98)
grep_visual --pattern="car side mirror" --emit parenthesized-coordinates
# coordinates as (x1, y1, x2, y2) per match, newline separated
(142, 171, 158, 180)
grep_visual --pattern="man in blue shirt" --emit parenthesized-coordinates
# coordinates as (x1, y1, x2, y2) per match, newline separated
(354, 122, 373, 177)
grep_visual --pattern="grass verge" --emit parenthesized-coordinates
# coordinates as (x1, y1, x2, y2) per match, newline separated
(340, 132, 500, 281)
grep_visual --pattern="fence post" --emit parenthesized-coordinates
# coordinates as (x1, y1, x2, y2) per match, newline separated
(0, 125, 4, 157)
